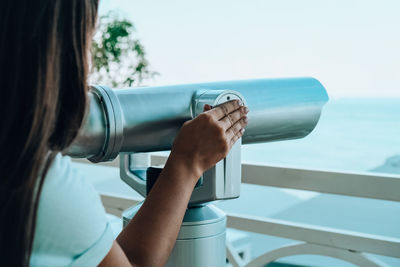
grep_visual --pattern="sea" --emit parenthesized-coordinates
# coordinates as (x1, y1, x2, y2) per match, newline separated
(242, 98, 400, 174)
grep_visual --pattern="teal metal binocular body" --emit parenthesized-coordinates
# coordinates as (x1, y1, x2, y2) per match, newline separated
(67, 78, 328, 204)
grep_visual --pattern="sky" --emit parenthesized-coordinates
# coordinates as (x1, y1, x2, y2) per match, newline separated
(99, 0, 400, 98)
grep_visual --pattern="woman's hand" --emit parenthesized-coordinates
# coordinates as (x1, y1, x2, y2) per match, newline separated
(170, 100, 249, 180)
(113, 100, 249, 267)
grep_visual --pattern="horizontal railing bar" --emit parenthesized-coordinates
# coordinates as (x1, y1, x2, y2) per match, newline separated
(242, 163, 400, 202)
(75, 154, 400, 202)
(150, 154, 168, 166)
(151, 154, 400, 202)
(226, 213, 400, 258)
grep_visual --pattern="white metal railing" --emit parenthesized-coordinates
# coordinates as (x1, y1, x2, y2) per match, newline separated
(92, 154, 400, 266)
(151, 154, 400, 202)
(241, 163, 400, 202)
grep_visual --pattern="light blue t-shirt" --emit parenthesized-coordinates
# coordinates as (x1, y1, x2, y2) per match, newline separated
(30, 154, 114, 267)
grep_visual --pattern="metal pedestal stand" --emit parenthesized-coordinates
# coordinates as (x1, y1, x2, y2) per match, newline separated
(122, 203, 227, 267)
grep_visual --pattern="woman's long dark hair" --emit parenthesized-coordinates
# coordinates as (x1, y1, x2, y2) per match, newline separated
(0, 1, 98, 266)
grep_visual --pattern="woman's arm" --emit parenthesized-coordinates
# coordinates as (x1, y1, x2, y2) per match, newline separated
(100, 100, 249, 267)
(115, 154, 202, 266)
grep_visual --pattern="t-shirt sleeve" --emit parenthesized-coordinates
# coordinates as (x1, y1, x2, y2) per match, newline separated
(30, 154, 114, 267)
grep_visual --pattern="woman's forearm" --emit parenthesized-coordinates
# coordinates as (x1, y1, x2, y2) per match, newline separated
(115, 100, 248, 266)
(116, 155, 199, 267)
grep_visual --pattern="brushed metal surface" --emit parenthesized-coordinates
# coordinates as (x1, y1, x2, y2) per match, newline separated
(67, 77, 328, 161)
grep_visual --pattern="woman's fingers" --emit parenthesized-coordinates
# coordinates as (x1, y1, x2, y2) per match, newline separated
(230, 128, 245, 147)
(220, 106, 249, 130)
(209, 100, 243, 120)
(202, 100, 249, 148)
(226, 116, 248, 143)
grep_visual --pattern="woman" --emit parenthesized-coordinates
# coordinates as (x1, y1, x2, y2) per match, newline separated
(0, 1, 248, 266)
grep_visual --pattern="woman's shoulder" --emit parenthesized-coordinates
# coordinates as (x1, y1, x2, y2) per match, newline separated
(30, 153, 114, 267)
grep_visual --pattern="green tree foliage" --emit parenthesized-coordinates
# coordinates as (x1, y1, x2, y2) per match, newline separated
(90, 12, 158, 88)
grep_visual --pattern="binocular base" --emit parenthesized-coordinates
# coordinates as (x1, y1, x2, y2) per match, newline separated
(122, 203, 226, 267)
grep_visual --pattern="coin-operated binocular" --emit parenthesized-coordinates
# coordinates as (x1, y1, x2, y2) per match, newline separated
(68, 78, 328, 267)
